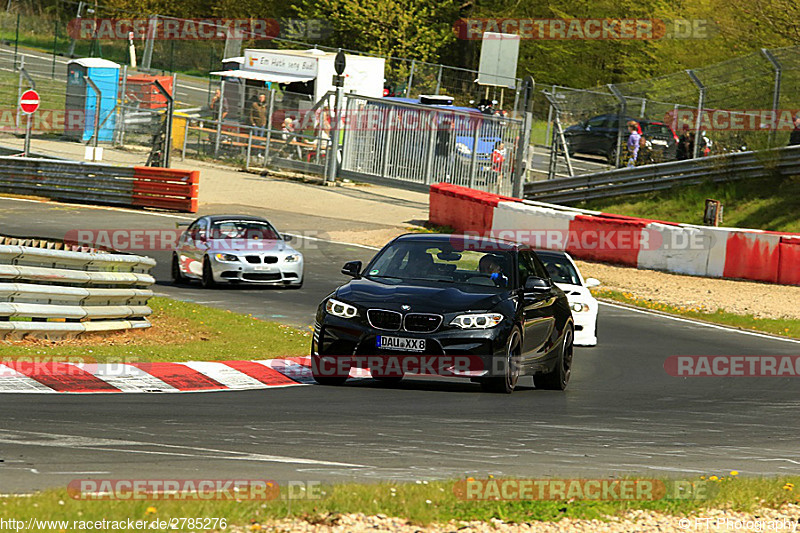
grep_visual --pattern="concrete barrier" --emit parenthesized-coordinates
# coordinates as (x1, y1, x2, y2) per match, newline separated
(429, 183, 800, 286)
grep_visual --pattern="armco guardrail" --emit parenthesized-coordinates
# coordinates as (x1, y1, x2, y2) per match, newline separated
(524, 145, 800, 204)
(430, 183, 800, 286)
(0, 156, 199, 213)
(0, 239, 156, 339)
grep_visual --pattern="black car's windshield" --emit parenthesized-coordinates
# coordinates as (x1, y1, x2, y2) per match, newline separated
(209, 220, 280, 240)
(365, 241, 513, 288)
(539, 255, 581, 286)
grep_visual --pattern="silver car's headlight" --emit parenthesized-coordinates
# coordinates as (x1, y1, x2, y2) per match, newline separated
(571, 302, 590, 313)
(450, 313, 503, 329)
(326, 298, 358, 318)
(284, 254, 301, 263)
(214, 253, 239, 262)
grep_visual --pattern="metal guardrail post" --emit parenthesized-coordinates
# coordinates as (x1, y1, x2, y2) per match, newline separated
(686, 70, 706, 160)
(263, 88, 275, 163)
(761, 48, 782, 148)
(608, 84, 626, 168)
(214, 79, 225, 158)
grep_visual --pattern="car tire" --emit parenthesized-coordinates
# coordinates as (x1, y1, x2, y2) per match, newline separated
(201, 256, 217, 289)
(311, 354, 348, 386)
(534, 326, 573, 391)
(172, 254, 188, 285)
(481, 328, 522, 394)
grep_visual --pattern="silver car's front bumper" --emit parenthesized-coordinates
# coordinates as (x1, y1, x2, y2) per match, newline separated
(208, 254, 303, 284)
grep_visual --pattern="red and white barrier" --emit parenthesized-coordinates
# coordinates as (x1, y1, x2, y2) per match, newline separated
(429, 183, 800, 286)
(0, 357, 368, 394)
(132, 166, 199, 213)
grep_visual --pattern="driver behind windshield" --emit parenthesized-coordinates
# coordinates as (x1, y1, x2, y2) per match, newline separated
(479, 254, 508, 286)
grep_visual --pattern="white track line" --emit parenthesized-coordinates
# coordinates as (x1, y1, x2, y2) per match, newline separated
(600, 301, 800, 344)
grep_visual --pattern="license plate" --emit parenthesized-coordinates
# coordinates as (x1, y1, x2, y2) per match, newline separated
(377, 336, 425, 352)
(652, 139, 668, 146)
(253, 265, 273, 271)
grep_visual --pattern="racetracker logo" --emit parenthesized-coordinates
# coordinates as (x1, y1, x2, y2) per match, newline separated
(666, 109, 800, 131)
(453, 18, 713, 40)
(66, 18, 332, 40)
(453, 478, 715, 500)
(0, 356, 135, 377)
(0, 109, 86, 133)
(457, 229, 712, 253)
(665, 356, 800, 377)
(63, 229, 320, 252)
(312, 354, 492, 378)
(67, 479, 280, 500)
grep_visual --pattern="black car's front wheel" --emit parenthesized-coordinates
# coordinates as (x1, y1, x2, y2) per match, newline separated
(172, 254, 188, 285)
(481, 328, 522, 394)
(201, 256, 217, 289)
(534, 326, 573, 390)
(311, 354, 348, 386)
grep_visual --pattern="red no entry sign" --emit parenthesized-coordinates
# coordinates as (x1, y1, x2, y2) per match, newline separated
(19, 89, 40, 114)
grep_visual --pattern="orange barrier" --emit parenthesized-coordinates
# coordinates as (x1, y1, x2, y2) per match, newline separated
(132, 167, 199, 213)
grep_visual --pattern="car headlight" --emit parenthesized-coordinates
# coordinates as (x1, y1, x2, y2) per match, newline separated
(214, 253, 239, 262)
(325, 298, 358, 319)
(571, 302, 590, 313)
(450, 313, 504, 329)
(284, 254, 301, 263)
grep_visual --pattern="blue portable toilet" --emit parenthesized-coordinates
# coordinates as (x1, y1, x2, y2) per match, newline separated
(65, 58, 120, 142)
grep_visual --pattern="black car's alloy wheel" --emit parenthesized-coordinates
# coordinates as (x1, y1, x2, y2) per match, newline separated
(534, 326, 573, 390)
(481, 328, 522, 394)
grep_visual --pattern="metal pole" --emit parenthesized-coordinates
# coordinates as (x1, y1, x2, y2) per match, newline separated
(214, 79, 225, 157)
(326, 83, 344, 182)
(67, 1, 83, 58)
(512, 76, 534, 198)
(686, 70, 705, 159)
(639, 98, 646, 117)
(263, 87, 275, 162)
(608, 84, 626, 167)
(762, 48, 782, 148)
(52, 18, 59, 79)
(19, 67, 36, 157)
(84, 76, 101, 160)
(406, 60, 416, 97)
(16, 56, 24, 130)
(14, 13, 19, 68)
(141, 15, 157, 72)
(468, 117, 480, 189)
(434, 65, 442, 95)
(544, 84, 555, 147)
(152, 79, 173, 167)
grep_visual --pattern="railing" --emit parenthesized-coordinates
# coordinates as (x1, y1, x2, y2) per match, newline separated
(523, 145, 799, 204)
(0, 238, 156, 340)
(0, 156, 198, 212)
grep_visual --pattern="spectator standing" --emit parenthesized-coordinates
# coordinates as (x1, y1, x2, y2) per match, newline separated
(249, 93, 268, 137)
(626, 121, 641, 167)
(677, 124, 693, 160)
(491, 141, 506, 190)
(635, 136, 652, 166)
(789, 117, 800, 146)
(210, 89, 228, 122)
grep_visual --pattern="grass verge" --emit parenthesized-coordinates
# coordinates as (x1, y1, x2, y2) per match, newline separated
(1, 476, 798, 528)
(576, 175, 800, 233)
(592, 288, 800, 339)
(0, 297, 310, 362)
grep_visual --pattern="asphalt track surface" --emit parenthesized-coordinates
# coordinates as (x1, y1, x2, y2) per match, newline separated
(0, 198, 799, 493)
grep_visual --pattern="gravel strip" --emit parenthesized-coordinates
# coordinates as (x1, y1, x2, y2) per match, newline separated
(238, 504, 800, 532)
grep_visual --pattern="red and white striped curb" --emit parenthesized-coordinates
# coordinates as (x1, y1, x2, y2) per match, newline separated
(0, 357, 371, 394)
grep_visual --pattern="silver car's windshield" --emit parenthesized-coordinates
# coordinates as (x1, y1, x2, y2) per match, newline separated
(366, 241, 513, 288)
(209, 220, 280, 240)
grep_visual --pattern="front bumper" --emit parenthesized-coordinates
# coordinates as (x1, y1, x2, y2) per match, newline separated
(312, 314, 512, 378)
(208, 255, 303, 284)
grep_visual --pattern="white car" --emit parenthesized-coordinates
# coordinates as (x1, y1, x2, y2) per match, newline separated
(536, 250, 600, 346)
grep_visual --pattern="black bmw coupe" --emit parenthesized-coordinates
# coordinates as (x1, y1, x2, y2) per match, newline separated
(311, 234, 575, 393)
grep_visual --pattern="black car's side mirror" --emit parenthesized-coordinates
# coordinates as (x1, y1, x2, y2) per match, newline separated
(524, 276, 551, 293)
(341, 260, 362, 278)
(283, 234, 294, 243)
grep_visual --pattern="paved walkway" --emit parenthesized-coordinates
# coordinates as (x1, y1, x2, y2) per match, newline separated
(0, 136, 429, 232)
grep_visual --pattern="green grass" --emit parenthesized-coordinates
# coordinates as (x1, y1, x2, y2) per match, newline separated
(0, 297, 310, 362)
(576, 175, 800, 233)
(592, 288, 800, 339)
(530, 119, 549, 146)
(1, 476, 798, 529)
